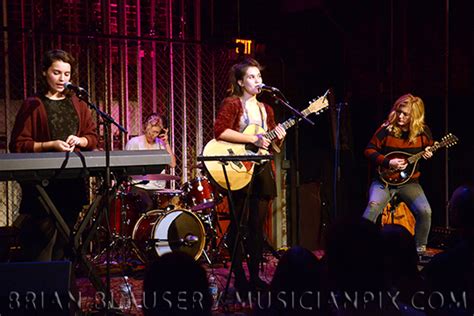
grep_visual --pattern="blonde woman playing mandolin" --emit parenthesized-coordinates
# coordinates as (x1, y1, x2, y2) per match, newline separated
(362, 93, 435, 255)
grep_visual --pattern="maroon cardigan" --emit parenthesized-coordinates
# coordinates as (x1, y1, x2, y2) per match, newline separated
(9, 95, 98, 153)
(214, 96, 278, 138)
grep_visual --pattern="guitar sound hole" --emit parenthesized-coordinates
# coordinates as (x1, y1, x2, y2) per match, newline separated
(244, 143, 259, 153)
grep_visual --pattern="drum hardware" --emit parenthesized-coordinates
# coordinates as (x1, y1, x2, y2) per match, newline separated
(209, 217, 230, 266)
(195, 212, 217, 265)
(92, 181, 148, 267)
(194, 206, 230, 266)
(147, 234, 200, 247)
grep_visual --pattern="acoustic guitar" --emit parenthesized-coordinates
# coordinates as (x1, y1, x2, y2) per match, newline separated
(202, 94, 329, 190)
(378, 133, 458, 186)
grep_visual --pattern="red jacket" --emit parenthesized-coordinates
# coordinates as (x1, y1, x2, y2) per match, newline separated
(214, 96, 277, 138)
(9, 95, 98, 153)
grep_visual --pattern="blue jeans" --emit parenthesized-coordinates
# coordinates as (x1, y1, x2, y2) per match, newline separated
(362, 179, 432, 247)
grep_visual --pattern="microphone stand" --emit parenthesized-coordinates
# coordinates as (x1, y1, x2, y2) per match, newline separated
(263, 89, 316, 245)
(75, 90, 127, 314)
(267, 89, 315, 126)
(332, 101, 347, 219)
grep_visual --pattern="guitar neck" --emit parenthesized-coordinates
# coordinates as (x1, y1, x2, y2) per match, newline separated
(264, 108, 311, 141)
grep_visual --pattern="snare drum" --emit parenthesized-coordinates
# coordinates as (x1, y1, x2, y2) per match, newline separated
(132, 209, 206, 260)
(152, 189, 185, 209)
(182, 176, 219, 211)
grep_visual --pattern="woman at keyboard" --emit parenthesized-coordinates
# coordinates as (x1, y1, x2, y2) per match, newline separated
(9, 49, 98, 261)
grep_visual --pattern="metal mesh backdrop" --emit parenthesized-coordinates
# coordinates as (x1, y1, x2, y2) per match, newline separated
(0, 0, 235, 226)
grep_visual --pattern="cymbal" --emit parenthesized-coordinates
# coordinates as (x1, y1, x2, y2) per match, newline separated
(131, 174, 181, 181)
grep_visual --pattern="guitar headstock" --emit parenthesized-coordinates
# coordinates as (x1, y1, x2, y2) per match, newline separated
(440, 133, 459, 148)
(307, 93, 329, 115)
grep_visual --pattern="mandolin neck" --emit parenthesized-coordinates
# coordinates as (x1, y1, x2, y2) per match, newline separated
(407, 142, 443, 164)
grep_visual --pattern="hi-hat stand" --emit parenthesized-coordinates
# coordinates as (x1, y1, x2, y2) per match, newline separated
(197, 154, 273, 305)
(90, 179, 147, 268)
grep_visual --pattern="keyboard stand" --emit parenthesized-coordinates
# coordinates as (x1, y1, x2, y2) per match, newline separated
(35, 183, 107, 294)
(36, 184, 70, 240)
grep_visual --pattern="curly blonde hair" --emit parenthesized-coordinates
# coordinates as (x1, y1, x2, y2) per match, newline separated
(143, 113, 164, 133)
(384, 94, 426, 143)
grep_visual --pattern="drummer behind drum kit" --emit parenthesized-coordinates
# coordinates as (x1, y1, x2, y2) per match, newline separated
(101, 172, 226, 266)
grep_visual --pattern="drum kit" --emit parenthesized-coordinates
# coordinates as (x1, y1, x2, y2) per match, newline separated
(97, 173, 227, 266)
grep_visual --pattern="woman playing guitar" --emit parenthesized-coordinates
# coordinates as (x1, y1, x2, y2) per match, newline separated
(213, 57, 286, 292)
(362, 93, 434, 255)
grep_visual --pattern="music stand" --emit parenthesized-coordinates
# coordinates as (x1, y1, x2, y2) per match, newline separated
(197, 154, 273, 305)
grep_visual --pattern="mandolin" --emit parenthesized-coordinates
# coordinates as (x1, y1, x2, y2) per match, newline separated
(378, 133, 458, 186)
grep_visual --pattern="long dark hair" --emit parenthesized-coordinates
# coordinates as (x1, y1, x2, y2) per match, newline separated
(228, 57, 262, 97)
(38, 49, 76, 96)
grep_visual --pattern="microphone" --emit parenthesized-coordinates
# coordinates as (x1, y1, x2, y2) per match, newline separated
(256, 83, 280, 92)
(64, 82, 88, 95)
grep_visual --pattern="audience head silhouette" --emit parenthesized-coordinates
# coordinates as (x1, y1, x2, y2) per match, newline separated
(449, 184, 474, 238)
(380, 223, 426, 310)
(255, 246, 322, 315)
(381, 223, 419, 284)
(422, 184, 474, 315)
(325, 216, 385, 292)
(271, 246, 321, 292)
(142, 251, 212, 316)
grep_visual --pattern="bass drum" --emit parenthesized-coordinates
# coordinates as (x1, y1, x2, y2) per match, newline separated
(132, 209, 206, 260)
